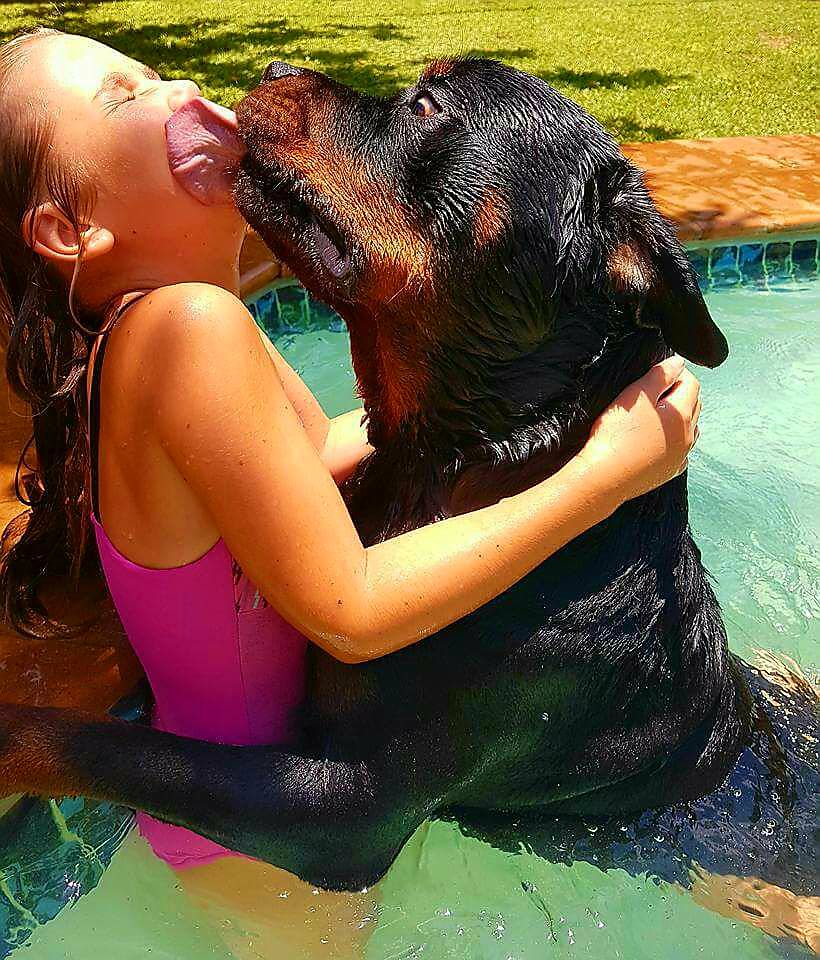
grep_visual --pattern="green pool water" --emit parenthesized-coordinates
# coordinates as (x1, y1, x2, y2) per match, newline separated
(7, 281, 818, 959)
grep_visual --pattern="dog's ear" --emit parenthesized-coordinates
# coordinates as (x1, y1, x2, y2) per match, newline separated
(599, 165, 729, 368)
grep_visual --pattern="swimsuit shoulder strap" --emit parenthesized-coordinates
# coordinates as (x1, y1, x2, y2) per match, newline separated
(87, 291, 149, 523)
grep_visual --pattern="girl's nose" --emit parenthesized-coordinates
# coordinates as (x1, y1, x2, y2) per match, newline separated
(166, 79, 202, 113)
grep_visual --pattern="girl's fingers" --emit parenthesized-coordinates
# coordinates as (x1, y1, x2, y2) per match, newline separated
(647, 354, 686, 400)
(660, 368, 700, 414)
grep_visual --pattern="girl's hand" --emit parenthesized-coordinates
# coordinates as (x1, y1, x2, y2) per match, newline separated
(578, 355, 701, 505)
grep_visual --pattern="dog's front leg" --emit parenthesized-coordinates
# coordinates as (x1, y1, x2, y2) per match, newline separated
(0, 703, 426, 890)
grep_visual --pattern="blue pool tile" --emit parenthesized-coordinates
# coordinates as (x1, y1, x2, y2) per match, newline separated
(275, 283, 309, 331)
(687, 248, 709, 288)
(709, 245, 741, 288)
(791, 239, 817, 281)
(763, 242, 793, 285)
(257, 291, 275, 312)
(738, 243, 766, 286)
(247, 281, 346, 334)
(310, 299, 345, 331)
(253, 290, 276, 332)
(246, 237, 818, 330)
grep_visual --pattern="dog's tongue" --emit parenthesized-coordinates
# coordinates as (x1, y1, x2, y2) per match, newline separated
(165, 97, 245, 205)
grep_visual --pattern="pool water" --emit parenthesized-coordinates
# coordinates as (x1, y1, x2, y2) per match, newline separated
(5, 281, 818, 959)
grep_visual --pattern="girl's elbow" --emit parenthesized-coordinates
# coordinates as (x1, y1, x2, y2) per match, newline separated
(317, 638, 374, 665)
(330, 645, 371, 665)
(302, 616, 377, 664)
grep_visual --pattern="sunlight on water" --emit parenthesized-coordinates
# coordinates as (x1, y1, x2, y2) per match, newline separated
(689, 286, 819, 675)
(8, 282, 817, 959)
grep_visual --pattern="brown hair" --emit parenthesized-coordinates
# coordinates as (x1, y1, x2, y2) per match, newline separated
(0, 28, 103, 637)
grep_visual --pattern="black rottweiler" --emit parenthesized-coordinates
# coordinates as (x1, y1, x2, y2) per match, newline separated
(1, 60, 816, 904)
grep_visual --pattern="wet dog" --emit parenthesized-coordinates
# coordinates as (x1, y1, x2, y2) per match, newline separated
(1, 61, 816, 911)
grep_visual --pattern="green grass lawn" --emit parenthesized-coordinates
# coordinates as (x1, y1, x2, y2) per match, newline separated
(1, 1, 816, 142)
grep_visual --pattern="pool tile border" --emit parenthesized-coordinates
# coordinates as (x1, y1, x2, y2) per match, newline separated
(688, 235, 819, 290)
(247, 233, 819, 336)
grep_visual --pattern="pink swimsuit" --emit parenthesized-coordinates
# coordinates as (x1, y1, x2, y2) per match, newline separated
(87, 293, 307, 868)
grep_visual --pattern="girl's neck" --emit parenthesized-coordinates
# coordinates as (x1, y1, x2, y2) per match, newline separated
(77, 233, 246, 313)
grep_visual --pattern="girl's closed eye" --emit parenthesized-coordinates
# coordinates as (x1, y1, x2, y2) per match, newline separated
(99, 71, 156, 115)
(97, 73, 133, 113)
(103, 85, 156, 115)
(102, 90, 136, 114)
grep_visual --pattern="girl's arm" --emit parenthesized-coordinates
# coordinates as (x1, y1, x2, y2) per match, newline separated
(320, 407, 373, 484)
(149, 286, 698, 664)
(257, 326, 372, 482)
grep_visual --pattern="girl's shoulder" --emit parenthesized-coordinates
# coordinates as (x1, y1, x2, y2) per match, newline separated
(125, 282, 251, 331)
(108, 281, 283, 426)
(112, 282, 259, 370)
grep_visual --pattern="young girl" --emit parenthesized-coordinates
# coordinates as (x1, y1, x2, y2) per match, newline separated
(0, 27, 701, 955)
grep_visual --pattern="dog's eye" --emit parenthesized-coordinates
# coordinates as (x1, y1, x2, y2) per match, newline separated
(411, 93, 442, 119)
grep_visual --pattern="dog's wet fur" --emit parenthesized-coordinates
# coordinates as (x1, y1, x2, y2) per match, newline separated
(1, 59, 816, 902)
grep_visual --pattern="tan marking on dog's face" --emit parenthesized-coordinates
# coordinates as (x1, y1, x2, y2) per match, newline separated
(237, 74, 324, 153)
(421, 59, 456, 81)
(239, 77, 440, 433)
(299, 148, 434, 317)
(301, 154, 436, 432)
(607, 242, 655, 293)
(474, 190, 509, 249)
(240, 79, 435, 304)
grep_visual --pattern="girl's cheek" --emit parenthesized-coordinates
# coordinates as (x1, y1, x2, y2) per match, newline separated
(121, 115, 172, 182)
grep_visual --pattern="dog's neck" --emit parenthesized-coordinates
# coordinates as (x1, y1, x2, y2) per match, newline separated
(343, 300, 669, 542)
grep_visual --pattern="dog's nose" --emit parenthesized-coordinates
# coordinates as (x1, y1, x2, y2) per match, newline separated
(261, 61, 302, 83)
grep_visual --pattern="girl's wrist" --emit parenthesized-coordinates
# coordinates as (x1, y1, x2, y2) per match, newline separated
(560, 448, 627, 519)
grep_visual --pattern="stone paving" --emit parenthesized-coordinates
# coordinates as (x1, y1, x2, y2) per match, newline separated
(622, 135, 820, 244)
(2, 134, 818, 714)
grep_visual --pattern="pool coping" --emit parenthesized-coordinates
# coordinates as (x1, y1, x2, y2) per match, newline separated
(622, 135, 820, 243)
(0, 133, 817, 717)
(239, 134, 820, 297)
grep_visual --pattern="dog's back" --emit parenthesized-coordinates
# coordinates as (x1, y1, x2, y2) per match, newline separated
(313, 448, 749, 817)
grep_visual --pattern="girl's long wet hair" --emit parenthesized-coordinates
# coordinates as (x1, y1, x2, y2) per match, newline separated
(0, 28, 103, 637)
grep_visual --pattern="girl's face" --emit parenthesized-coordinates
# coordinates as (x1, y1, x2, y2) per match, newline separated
(14, 32, 246, 295)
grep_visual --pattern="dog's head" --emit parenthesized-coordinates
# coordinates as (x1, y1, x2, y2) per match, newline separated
(235, 58, 727, 450)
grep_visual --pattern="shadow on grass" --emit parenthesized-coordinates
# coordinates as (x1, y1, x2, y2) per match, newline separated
(0, 7, 419, 97)
(326, 21, 413, 42)
(536, 66, 689, 90)
(3, 8, 684, 138)
(603, 115, 684, 142)
(462, 46, 537, 62)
